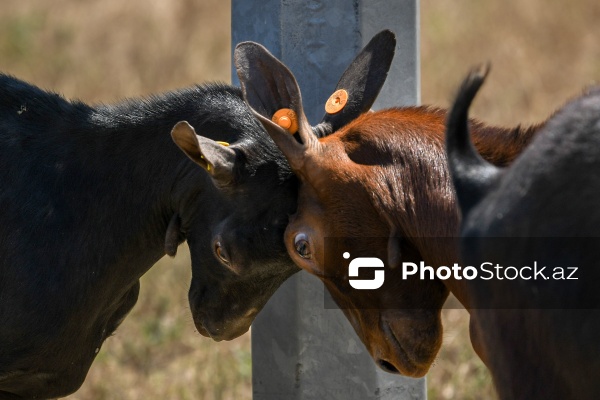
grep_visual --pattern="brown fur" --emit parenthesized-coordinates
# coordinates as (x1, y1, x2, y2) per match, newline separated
(283, 105, 539, 377)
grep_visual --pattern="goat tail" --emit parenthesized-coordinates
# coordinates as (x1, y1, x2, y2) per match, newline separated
(446, 63, 501, 216)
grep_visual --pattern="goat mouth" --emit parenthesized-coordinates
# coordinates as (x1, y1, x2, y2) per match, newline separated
(194, 323, 212, 339)
(191, 314, 224, 341)
(380, 322, 426, 377)
(377, 359, 400, 374)
(194, 316, 252, 342)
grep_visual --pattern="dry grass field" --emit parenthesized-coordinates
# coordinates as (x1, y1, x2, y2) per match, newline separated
(1, 1, 598, 399)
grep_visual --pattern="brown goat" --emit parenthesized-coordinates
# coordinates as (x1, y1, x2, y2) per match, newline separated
(238, 46, 541, 378)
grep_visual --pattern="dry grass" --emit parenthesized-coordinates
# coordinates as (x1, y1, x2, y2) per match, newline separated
(1, 0, 598, 398)
(67, 249, 253, 400)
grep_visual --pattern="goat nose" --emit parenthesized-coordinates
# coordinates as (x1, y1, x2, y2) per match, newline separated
(377, 359, 400, 374)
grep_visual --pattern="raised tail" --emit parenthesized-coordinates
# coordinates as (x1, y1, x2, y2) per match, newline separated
(446, 64, 502, 216)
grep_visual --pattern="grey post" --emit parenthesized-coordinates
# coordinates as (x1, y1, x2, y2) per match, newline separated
(232, 1, 423, 399)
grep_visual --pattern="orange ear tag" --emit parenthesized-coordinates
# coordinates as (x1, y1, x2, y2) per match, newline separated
(325, 89, 348, 114)
(272, 108, 299, 134)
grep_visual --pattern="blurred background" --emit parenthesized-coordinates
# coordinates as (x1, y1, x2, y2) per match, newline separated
(1, 0, 598, 398)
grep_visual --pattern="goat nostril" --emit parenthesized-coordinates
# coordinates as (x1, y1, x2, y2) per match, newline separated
(377, 359, 400, 374)
(244, 307, 259, 318)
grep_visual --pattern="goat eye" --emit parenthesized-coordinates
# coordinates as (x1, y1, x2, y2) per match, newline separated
(214, 241, 230, 266)
(294, 233, 312, 259)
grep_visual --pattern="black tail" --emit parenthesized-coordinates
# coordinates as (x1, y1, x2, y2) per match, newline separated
(446, 64, 501, 216)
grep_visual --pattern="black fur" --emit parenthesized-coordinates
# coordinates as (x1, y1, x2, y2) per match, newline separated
(0, 74, 298, 399)
(0, 28, 396, 398)
(446, 68, 600, 399)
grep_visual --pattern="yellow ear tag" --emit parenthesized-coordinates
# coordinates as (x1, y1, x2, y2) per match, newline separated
(272, 108, 299, 134)
(198, 141, 228, 172)
(199, 155, 212, 171)
(325, 89, 348, 114)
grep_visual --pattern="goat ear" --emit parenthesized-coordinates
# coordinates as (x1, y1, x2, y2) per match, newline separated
(234, 42, 316, 172)
(165, 214, 183, 257)
(171, 121, 236, 184)
(314, 29, 396, 137)
(446, 64, 501, 216)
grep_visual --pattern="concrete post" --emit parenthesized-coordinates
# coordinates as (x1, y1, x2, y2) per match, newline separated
(232, 1, 423, 398)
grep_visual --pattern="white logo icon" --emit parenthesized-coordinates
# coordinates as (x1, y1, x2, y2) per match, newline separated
(345, 252, 385, 290)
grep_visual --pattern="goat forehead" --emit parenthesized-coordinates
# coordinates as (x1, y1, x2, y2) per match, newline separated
(293, 188, 385, 243)
(332, 107, 447, 147)
(240, 184, 295, 217)
(319, 178, 381, 215)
